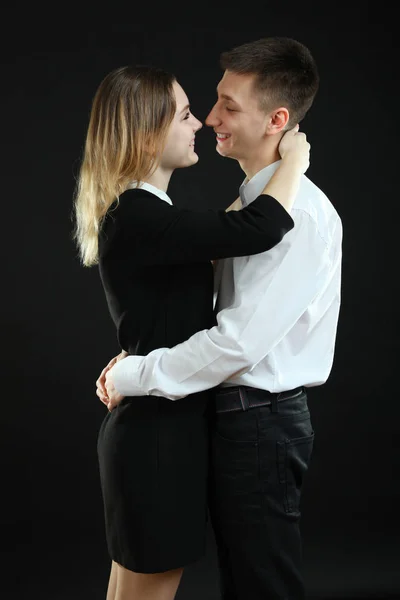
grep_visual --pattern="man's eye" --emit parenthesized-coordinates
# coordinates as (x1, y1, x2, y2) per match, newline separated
(226, 107, 235, 112)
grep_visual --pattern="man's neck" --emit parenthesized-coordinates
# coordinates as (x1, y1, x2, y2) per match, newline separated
(239, 141, 281, 182)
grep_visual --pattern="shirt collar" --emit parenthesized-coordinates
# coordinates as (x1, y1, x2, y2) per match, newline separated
(128, 181, 173, 206)
(239, 160, 281, 208)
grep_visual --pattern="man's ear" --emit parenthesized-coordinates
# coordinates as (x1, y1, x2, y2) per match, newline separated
(265, 107, 290, 135)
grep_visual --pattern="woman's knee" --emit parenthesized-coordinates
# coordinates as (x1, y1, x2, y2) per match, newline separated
(114, 562, 184, 600)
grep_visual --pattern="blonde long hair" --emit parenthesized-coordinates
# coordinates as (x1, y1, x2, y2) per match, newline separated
(73, 65, 176, 266)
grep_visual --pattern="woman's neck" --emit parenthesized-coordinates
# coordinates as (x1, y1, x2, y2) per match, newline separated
(145, 167, 173, 192)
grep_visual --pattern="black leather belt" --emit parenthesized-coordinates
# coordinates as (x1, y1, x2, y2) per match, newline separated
(215, 385, 304, 414)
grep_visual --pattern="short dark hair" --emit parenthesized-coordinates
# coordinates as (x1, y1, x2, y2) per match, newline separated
(220, 37, 319, 127)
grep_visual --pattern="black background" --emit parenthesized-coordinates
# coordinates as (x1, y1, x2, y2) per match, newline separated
(2, 7, 399, 600)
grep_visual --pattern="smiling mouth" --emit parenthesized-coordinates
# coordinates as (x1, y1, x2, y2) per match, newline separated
(216, 133, 231, 143)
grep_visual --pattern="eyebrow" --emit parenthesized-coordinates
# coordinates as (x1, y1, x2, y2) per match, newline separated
(216, 89, 241, 106)
(180, 104, 190, 114)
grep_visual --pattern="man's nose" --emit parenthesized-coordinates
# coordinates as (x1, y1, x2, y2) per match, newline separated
(205, 106, 220, 127)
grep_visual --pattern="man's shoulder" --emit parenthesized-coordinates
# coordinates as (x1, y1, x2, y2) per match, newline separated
(293, 175, 341, 247)
(295, 174, 338, 215)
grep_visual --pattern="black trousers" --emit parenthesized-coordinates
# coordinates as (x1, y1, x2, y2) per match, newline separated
(208, 386, 314, 600)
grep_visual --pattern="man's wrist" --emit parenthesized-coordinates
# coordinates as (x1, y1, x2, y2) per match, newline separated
(111, 355, 144, 396)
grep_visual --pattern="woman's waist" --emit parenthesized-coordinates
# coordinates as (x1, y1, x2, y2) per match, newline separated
(113, 391, 213, 420)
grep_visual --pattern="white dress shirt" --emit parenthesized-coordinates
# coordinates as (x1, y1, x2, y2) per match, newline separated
(112, 162, 342, 399)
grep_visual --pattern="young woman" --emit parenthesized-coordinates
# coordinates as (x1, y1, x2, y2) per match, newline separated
(73, 64, 309, 600)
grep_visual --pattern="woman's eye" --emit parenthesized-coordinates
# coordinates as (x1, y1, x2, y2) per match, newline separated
(226, 107, 235, 112)
(183, 112, 190, 120)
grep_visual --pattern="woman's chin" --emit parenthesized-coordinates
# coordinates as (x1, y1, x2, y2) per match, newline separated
(184, 153, 199, 167)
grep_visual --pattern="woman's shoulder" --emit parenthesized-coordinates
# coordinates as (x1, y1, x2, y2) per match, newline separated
(119, 187, 172, 208)
(106, 188, 176, 237)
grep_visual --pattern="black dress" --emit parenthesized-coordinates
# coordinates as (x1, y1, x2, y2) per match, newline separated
(96, 187, 293, 573)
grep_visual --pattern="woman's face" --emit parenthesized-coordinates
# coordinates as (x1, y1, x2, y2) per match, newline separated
(160, 81, 203, 170)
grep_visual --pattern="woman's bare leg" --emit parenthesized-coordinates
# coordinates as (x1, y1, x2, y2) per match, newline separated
(114, 562, 184, 600)
(106, 560, 119, 600)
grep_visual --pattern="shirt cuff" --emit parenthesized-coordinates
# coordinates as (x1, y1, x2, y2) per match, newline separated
(111, 355, 146, 397)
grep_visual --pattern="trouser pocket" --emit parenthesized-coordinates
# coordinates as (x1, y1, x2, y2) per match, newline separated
(277, 431, 315, 514)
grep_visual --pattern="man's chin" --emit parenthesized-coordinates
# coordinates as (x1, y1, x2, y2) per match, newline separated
(216, 144, 236, 159)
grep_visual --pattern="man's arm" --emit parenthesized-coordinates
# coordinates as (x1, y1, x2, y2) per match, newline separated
(110, 211, 341, 400)
(98, 196, 242, 404)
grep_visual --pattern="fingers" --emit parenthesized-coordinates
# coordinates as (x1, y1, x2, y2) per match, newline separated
(95, 355, 121, 411)
(107, 356, 118, 368)
(96, 387, 109, 406)
(294, 131, 309, 150)
(97, 363, 113, 395)
(96, 387, 114, 413)
(291, 130, 306, 142)
(96, 375, 107, 397)
(286, 123, 300, 135)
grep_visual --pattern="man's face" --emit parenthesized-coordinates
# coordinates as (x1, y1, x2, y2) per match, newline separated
(205, 71, 270, 162)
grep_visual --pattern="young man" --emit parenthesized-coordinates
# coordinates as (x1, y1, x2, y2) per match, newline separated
(98, 37, 342, 599)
